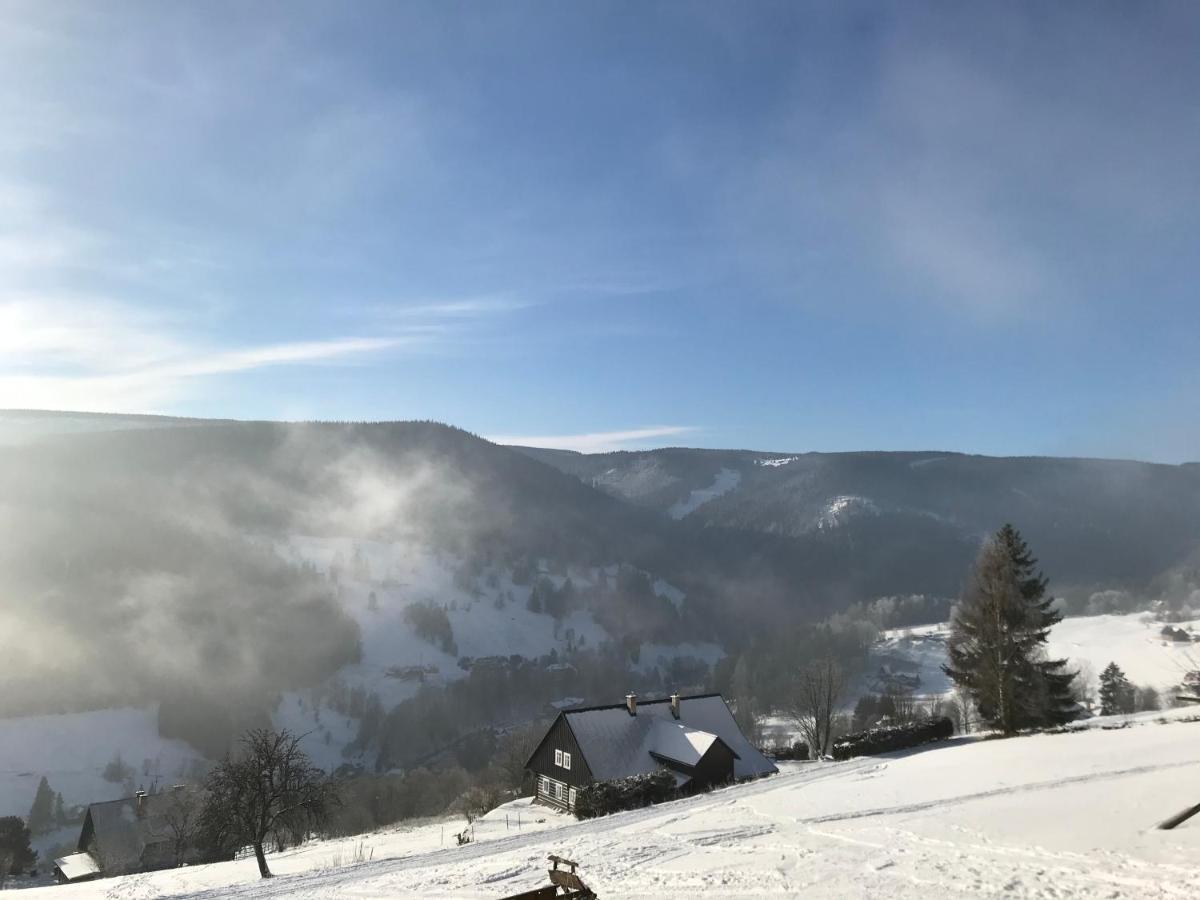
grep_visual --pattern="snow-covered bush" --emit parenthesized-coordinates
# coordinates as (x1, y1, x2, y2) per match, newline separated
(831, 717, 953, 761)
(573, 770, 678, 819)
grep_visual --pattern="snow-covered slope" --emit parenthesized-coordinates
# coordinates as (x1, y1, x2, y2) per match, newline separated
(272, 537, 704, 769)
(0, 535, 711, 820)
(25, 713, 1200, 898)
(870, 612, 1200, 699)
(1046, 613, 1199, 688)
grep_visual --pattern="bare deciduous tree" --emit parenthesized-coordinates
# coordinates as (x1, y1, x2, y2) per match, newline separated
(947, 687, 976, 734)
(200, 729, 338, 879)
(1071, 658, 1097, 711)
(884, 686, 919, 725)
(493, 723, 543, 791)
(786, 656, 846, 758)
(161, 788, 202, 867)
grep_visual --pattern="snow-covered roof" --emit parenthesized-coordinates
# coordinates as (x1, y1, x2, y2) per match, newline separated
(648, 719, 718, 768)
(562, 694, 777, 782)
(54, 852, 100, 882)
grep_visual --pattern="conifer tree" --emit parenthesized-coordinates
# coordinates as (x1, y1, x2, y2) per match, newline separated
(26, 777, 54, 835)
(1098, 662, 1134, 715)
(943, 524, 1077, 734)
(0, 816, 37, 885)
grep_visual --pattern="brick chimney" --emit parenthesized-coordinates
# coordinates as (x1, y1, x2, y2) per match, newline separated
(625, 693, 638, 716)
(670, 692, 681, 719)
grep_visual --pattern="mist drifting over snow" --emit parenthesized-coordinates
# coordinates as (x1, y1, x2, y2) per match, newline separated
(0, 421, 500, 724)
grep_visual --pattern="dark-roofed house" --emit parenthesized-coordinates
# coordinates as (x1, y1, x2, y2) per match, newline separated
(53, 787, 216, 884)
(525, 692, 777, 812)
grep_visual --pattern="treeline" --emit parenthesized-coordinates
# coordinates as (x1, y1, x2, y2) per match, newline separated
(828, 593, 953, 631)
(714, 611, 881, 752)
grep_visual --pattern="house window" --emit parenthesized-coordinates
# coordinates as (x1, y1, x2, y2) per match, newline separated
(568, 787, 577, 808)
(562, 752, 571, 770)
(540, 776, 550, 796)
(554, 749, 563, 766)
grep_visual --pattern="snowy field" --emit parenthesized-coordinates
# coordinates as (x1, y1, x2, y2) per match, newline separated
(871, 612, 1200, 700)
(24, 712, 1200, 899)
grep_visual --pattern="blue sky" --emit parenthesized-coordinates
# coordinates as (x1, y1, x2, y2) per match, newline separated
(2, 2, 1198, 460)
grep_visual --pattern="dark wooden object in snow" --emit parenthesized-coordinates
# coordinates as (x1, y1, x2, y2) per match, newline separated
(1158, 802, 1200, 830)
(499, 855, 597, 899)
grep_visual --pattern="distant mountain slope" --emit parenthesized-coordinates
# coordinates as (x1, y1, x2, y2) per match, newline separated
(0, 416, 795, 734)
(0, 408, 221, 445)
(513, 446, 1200, 597)
(4, 411, 1199, 740)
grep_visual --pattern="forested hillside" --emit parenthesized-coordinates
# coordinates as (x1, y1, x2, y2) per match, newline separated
(519, 446, 1200, 608)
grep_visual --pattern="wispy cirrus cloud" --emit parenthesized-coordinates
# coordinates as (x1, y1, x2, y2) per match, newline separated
(0, 297, 417, 412)
(383, 295, 535, 318)
(487, 425, 699, 454)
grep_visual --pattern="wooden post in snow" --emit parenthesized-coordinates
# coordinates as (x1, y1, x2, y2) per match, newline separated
(1158, 802, 1200, 830)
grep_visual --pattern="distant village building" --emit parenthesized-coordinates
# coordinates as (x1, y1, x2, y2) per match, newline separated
(53, 788, 215, 884)
(385, 663, 439, 682)
(525, 693, 777, 812)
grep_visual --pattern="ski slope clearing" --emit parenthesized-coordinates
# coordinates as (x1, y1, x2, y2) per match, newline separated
(33, 714, 1200, 899)
(668, 467, 742, 519)
(871, 612, 1200, 700)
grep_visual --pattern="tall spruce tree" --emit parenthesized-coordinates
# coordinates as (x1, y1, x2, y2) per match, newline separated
(1098, 662, 1134, 715)
(943, 524, 1077, 734)
(26, 777, 54, 836)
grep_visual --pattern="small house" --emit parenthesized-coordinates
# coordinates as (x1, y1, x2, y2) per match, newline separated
(53, 787, 214, 884)
(524, 692, 777, 812)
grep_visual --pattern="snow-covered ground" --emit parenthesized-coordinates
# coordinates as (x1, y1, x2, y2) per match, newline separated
(870, 612, 1200, 700)
(1046, 613, 1199, 689)
(25, 712, 1200, 898)
(754, 456, 798, 467)
(816, 494, 880, 530)
(268, 537, 705, 768)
